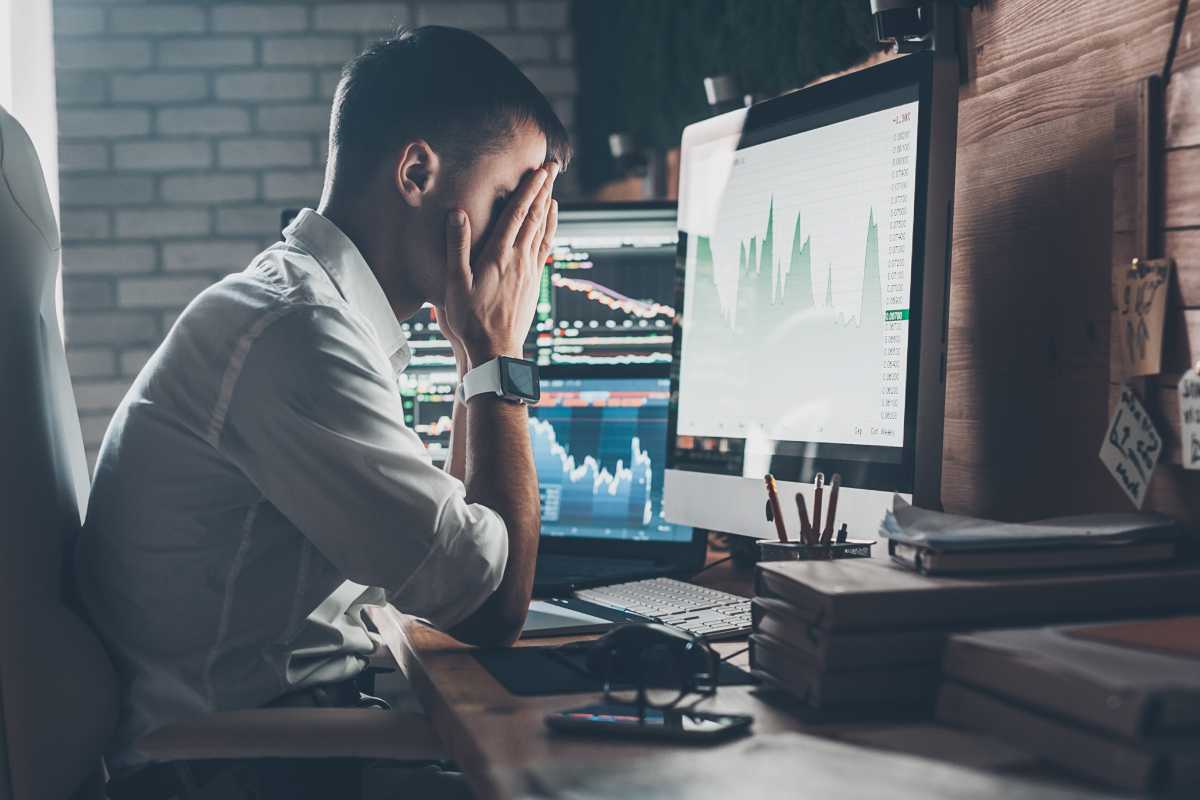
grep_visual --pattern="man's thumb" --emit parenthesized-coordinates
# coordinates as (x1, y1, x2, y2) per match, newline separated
(446, 209, 471, 287)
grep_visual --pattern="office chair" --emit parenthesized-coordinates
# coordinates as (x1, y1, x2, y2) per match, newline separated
(0, 105, 443, 800)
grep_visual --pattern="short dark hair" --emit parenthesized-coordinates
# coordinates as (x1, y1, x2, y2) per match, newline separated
(330, 27, 572, 182)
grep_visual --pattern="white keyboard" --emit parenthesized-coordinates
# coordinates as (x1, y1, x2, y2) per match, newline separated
(575, 578, 752, 640)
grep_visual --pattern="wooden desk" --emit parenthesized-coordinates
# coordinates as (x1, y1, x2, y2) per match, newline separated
(366, 552, 1105, 799)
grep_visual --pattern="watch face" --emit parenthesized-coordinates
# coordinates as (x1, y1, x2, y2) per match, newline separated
(500, 357, 540, 402)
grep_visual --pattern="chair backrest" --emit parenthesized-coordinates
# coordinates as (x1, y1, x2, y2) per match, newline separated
(0, 105, 118, 800)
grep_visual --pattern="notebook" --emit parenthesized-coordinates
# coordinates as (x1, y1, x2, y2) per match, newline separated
(943, 619, 1200, 738)
(937, 682, 1200, 794)
(751, 597, 948, 669)
(749, 633, 939, 708)
(754, 558, 1200, 633)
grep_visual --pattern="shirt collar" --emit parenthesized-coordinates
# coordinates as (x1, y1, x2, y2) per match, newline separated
(283, 208, 409, 366)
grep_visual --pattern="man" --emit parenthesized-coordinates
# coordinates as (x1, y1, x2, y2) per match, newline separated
(77, 26, 569, 794)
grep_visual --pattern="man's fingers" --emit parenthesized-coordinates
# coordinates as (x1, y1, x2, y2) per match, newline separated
(446, 208, 472, 290)
(497, 168, 549, 251)
(517, 177, 553, 257)
(538, 199, 559, 266)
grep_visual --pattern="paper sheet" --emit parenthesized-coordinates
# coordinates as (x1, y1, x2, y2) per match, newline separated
(1114, 258, 1171, 377)
(1099, 385, 1162, 509)
(882, 495, 1171, 549)
(1178, 368, 1200, 470)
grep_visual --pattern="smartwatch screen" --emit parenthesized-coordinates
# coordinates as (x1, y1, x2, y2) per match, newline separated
(499, 357, 540, 403)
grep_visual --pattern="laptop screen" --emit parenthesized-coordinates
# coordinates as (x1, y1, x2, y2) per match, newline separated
(531, 376, 692, 543)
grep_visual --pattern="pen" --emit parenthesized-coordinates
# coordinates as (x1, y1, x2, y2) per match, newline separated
(811, 473, 825, 545)
(794, 492, 812, 545)
(764, 474, 789, 542)
(822, 473, 841, 544)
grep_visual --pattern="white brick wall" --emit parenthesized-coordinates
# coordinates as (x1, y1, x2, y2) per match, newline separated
(54, 0, 580, 468)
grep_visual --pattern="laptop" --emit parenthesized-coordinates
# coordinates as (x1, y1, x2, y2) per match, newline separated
(519, 202, 705, 594)
(530, 371, 706, 596)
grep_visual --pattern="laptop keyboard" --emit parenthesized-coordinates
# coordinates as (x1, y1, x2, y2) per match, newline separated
(575, 578, 752, 640)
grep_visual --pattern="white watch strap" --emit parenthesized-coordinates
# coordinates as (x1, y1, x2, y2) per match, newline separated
(458, 358, 502, 403)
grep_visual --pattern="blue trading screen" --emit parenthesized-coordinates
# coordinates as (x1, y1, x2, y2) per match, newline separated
(530, 377, 692, 542)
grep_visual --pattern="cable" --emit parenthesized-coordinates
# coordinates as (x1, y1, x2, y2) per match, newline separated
(690, 554, 733, 576)
(1163, 0, 1191, 84)
(720, 646, 749, 663)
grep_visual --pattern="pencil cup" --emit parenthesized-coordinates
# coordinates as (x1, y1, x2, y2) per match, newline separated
(756, 540, 875, 562)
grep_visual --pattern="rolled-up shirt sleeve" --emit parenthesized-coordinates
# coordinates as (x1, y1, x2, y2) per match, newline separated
(217, 302, 507, 630)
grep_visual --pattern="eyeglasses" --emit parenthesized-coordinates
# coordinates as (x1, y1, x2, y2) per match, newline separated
(594, 633, 719, 712)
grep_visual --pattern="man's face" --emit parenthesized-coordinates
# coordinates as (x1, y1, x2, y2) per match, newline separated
(416, 124, 549, 305)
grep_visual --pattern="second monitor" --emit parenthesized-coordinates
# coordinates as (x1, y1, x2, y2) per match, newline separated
(398, 202, 679, 463)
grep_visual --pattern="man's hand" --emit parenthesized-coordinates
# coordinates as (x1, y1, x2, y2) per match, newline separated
(441, 164, 559, 367)
(433, 304, 468, 377)
(435, 163, 559, 647)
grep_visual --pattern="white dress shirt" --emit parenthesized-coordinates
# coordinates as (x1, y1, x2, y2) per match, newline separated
(78, 209, 508, 770)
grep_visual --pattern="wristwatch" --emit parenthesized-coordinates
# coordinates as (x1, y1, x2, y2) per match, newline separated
(458, 356, 541, 405)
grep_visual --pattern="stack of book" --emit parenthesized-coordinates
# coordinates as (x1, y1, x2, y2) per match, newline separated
(749, 557, 1200, 715)
(936, 617, 1200, 794)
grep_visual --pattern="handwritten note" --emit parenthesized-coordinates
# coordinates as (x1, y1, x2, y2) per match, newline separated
(1179, 369, 1200, 470)
(1100, 385, 1162, 509)
(1114, 258, 1172, 377)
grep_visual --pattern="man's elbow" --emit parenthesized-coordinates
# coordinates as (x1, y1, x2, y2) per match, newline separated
(448, 600, 528, 647)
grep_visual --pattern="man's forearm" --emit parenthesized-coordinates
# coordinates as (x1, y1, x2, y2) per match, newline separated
(447, 396, 540, 645)
(441, 360, 469, 481)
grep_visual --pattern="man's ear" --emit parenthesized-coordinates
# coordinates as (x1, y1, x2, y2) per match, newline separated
(394, 140, 441, 207)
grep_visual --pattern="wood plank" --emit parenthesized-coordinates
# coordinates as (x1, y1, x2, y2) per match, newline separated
(1113, 156, 1136, 234)
(941, 1, 1200, 520)
(1166, 229, 1200, 304)
(1165, 146, 1200, 228)
(968, 0, 1198, 91)
(942, 362, 1117, 519)
(1164, 307, 1200, 372)
(1111, 308, 1200, 379)
(960, 0, 1200, 146)
(1115, 94, 1139, 161)
(1166, 62, 1200, 149)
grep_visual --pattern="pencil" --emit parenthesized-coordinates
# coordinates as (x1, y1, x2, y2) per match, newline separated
(794, 492, 811, 545)
(811, 473, 825, 545)
(763, 474, 789, 542)
(822, 473, 841, 544)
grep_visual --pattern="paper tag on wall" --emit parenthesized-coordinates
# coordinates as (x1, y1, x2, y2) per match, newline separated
(1179, 369, 1200, 470)
(1115, 258, 1172, 377)
(1099, 384, 1162, 508)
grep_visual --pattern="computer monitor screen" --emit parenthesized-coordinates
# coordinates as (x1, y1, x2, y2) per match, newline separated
(533, 205, 677, 367)
(532, 376, 691, 543)
(665, 52, 957, 538)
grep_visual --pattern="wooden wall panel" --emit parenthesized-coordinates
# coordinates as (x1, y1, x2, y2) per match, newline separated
(1166, 65, 1200, 147)
(943, 0, 1200, 519)
(1165, 147, 1200, 228)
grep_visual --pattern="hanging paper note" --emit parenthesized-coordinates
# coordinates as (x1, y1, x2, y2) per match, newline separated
(1178, 368, 1200, 470)
(1115, 258, 1172, 377)
(1100, 385, 1163, 508)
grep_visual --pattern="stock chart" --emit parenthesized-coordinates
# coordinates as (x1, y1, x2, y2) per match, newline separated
(676, 101, 919, 449)
(530, 378, 692, 542)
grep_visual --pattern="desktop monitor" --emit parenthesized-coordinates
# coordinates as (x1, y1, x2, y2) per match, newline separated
(664, 51, 959, 540)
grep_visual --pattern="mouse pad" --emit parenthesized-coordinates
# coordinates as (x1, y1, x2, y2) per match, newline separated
(473, 646, 756, 697)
